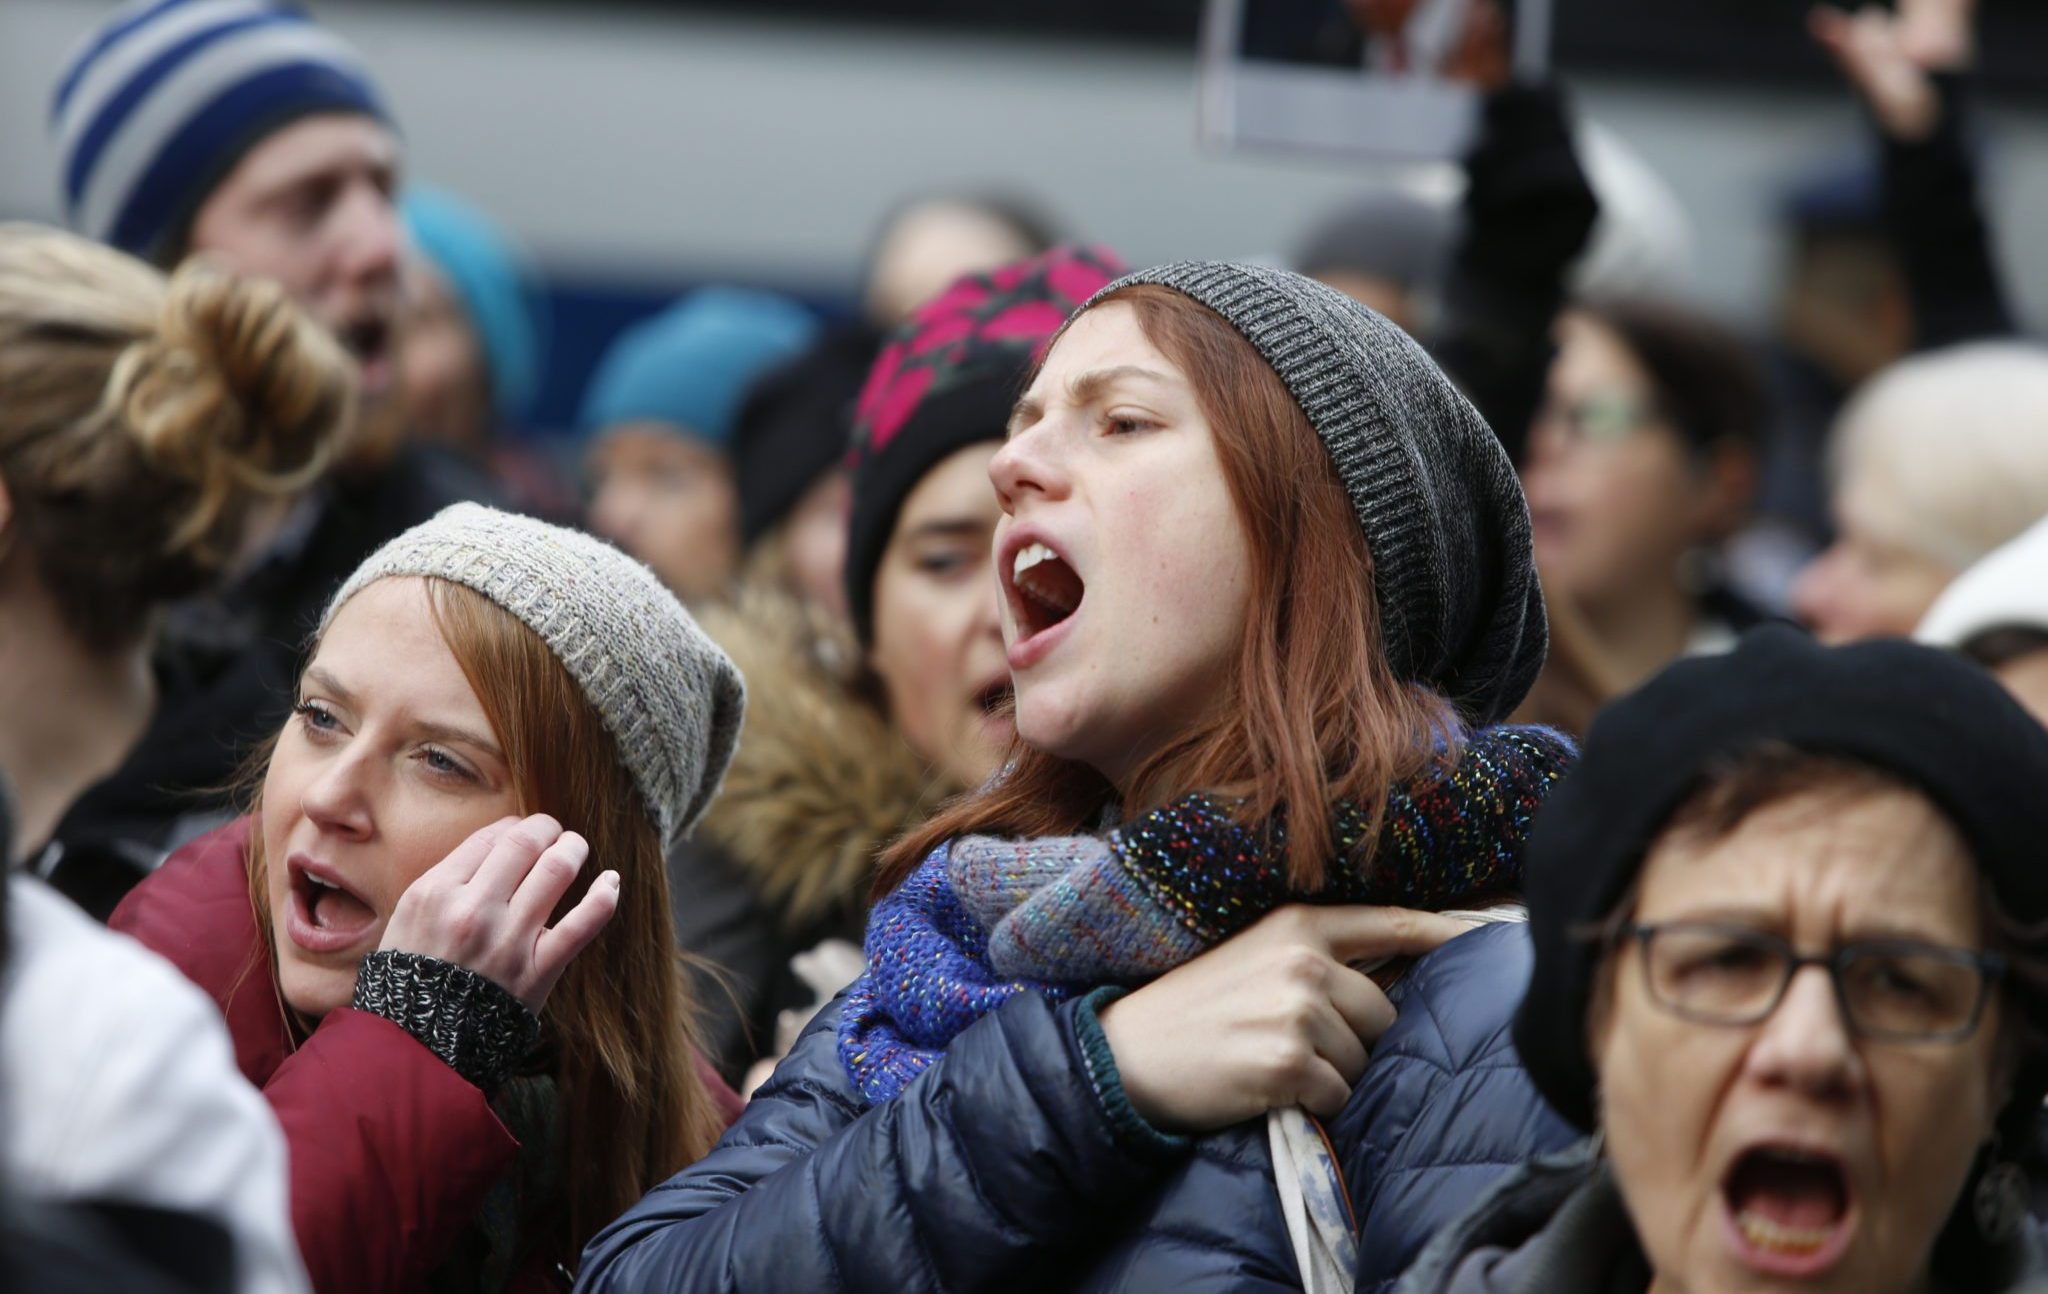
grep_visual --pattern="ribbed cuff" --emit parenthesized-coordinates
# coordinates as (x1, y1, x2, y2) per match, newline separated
(1072, 986, 1191, 1161)
(352, 951, 540, 1092)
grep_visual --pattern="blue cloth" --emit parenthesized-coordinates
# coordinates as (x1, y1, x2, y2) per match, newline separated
(574, 922, 1574, 1293)
(402, 185, 546, 425)
(1342, 923, 1580, 1292)
(840, 728, 1572, 1105)
(51, 0, 392, 261)
(836, 842, 1077, 1103)
(578, 287, 819, 444)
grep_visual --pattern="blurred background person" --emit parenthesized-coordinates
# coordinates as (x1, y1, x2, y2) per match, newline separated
(860, 190, 1060, 328)
(46, 0, 503, 896)
(1791, 340, 2048, 644)
(1918, 514, 2048, 728)
(1745, 0, 2020, 608)
(725, 321, 885, 625)
(401, 187, 545, 453)
(0, 222, 352, 1287)
(1406, 628, 2048, 1293)
(581, 287, 818, 605)
(1292, 187, 1454, 336)
(1515, 301, 1766, 732)
(671, 247, 1122, 1085)
(0, 225, 352, 915)
(401, 185, 571, 521)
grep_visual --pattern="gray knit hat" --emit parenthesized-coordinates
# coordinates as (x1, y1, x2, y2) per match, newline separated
(1075, 262, 1545, 724)
(321, 503, 744, 850)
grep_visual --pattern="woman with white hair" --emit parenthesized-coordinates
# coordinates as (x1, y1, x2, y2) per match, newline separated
(1793, 341, 2048, 642)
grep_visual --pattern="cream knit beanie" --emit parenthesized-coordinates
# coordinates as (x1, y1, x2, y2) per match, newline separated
(321, 503, 744, 849)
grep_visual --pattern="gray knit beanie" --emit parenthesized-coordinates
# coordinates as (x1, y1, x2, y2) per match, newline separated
(1074, 262, 1546, 724)
(320, 503, 744, 851)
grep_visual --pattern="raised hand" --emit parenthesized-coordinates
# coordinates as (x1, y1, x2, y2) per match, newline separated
(1096, 904, 1474, 1133)
(377, 813, 620, 1015)
(1810, 0, 1977, 141)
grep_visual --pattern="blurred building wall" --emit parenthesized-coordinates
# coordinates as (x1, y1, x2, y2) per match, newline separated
(6, 0, 2046, 331)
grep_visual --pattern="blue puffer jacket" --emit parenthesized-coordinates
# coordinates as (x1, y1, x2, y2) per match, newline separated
(1340, 923, 1579, 1291)
(575, 922, 1574, 1293)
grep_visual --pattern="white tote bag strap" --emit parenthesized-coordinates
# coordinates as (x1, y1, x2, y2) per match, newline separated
(1268, 1107, 1358, 1293)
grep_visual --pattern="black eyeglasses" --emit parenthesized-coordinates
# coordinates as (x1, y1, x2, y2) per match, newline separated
(1618, 922, 2006, 1043)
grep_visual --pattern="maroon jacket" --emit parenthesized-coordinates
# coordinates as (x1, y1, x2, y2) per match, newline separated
(111, 817, 743, 1293)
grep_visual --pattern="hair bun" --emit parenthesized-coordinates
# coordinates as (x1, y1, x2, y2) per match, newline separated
(111, 259, 355, 560)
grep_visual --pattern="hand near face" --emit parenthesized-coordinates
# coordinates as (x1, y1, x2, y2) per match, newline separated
(1096, 904, 1473, 1133)
(377, 813, 619, 1015)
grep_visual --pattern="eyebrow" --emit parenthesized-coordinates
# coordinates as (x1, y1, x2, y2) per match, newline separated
(303, 665, 505, 761)
(303, 665, 358, 709)
(902, 518, 990, 542)
(416, 720, 506, 763)
(1006, 365, 1180, 439)
(1653, 906, 1959, 947)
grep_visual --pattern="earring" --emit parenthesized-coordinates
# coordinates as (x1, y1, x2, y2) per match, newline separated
(1973, 1136, 2029, 1244)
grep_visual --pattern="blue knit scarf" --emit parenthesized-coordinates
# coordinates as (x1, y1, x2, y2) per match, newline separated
(837, 725, 1574, 1104)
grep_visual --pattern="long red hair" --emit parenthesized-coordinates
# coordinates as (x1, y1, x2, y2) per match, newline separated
(880, 284, 1462, 891)
(247, 579, 723, 1258)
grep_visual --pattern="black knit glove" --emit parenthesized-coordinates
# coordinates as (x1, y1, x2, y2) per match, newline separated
(352, 951, 541, 1092)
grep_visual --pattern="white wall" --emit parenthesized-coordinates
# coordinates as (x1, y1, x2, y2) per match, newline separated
(6, 0, 2046, 326)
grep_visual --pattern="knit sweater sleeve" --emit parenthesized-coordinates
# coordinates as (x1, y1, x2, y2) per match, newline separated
(573, 991, 1186, 1293)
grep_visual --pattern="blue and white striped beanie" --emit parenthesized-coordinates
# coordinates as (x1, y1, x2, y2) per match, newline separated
(51, 0, 392, 263)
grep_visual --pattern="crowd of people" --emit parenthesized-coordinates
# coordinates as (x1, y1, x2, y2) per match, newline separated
(7, 0, 2048, 1291)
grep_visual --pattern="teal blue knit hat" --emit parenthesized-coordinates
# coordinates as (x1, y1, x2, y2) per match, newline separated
(578, 287, 819, 446)
(402, 185, 546, 425)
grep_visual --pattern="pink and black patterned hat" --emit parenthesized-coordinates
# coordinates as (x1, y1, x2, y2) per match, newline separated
(843, 245, 1125, 643)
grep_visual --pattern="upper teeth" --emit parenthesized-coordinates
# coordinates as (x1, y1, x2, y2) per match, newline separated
(1014, 542, 1056, 580)
(306, 874, 338, 892)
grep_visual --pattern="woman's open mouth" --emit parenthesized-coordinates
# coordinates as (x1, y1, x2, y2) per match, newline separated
(285, 854, 380, 956)
(1005, 538, 1085, 668)
(1720, 1143, 1856, 1277)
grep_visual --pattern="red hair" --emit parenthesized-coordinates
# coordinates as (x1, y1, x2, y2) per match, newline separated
(247, 579, 722, 1256)
(879, 284, 1462, 891)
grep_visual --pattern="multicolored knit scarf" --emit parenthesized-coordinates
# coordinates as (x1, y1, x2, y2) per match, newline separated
(838, 725, 1575, 1103)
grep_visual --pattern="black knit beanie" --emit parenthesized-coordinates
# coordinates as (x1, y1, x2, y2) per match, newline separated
(1072, 262, 1547, 724)
(732, 321, 883, 547)
(844, 246, 1126, 644)
(1517, 625, 2048, 1133)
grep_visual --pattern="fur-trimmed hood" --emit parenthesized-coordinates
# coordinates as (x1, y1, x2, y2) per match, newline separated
(694, 587, 947, 934)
